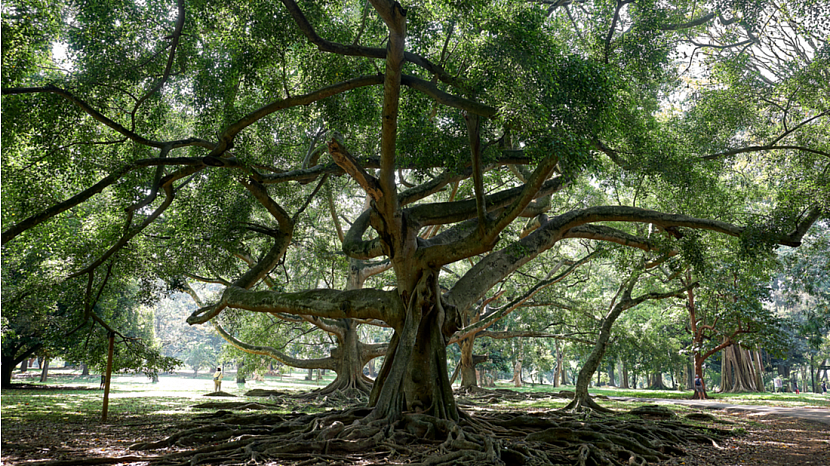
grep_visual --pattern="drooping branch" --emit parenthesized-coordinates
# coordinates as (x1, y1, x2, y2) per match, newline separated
(1, 86, 215, 150)
(1, 156, 206, 244)
(448, 251, 597, 341)
(476, 331, 594, 345)
(279, 0, 460, 86)
(68, 165, 204, 278)
(130, 0, 186, 122)
(213, 319, 337, 370)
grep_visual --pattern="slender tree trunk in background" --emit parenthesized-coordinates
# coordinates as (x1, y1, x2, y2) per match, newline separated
(608, 361, 616, 387)
(20, 359, 28, 373)
(692, 356, 709, 399)
(512, 359, 523, 387)
(102, 331, 115, 422)
(82, 364, 90, 376)
(236, 360, 246, 384)
(458, 337, 478, 389)
(810, 354, 816, 393)
(39, 358, 50, 383)
(620, 360, 630, 389)
(512, 339, 523, 387)
(553, 341, 562, 388)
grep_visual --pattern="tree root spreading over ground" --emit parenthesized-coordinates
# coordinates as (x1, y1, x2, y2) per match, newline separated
(12, 388, 830, 466)
(107, 404, 724, 466)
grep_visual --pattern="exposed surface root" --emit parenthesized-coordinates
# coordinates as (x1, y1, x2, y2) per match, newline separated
(455, 387, 578, 407)
(202, 391, 236, 397)
(99, 405, 728, 466)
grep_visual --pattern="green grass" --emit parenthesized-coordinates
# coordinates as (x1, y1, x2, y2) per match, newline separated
(1, 368, 341, 425)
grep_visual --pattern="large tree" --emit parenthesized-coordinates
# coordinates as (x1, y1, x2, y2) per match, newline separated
(3, 0, 828, 463)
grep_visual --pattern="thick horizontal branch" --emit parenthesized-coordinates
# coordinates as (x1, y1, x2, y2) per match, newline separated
(190, 286, 405, 330)
(444, 204, 816, 316)
(408, 176, 567, 226)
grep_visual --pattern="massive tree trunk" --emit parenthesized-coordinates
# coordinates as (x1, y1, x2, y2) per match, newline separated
(368, 270, 459, 421)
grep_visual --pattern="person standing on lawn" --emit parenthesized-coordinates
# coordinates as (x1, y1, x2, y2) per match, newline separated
(213, 367, 223, 393)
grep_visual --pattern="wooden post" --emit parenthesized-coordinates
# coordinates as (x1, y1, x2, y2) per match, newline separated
(102, 331, 115, 422)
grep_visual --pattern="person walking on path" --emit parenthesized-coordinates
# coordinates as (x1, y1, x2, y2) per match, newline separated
(694, 375, 703, 396)
(793, 380, 799, 395)
(213, 367, 223, 393)
(774, 377, 783, 393)
(821, 380, 827, 395)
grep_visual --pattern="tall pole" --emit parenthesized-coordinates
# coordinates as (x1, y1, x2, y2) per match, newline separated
(102, 331, 115, 422)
